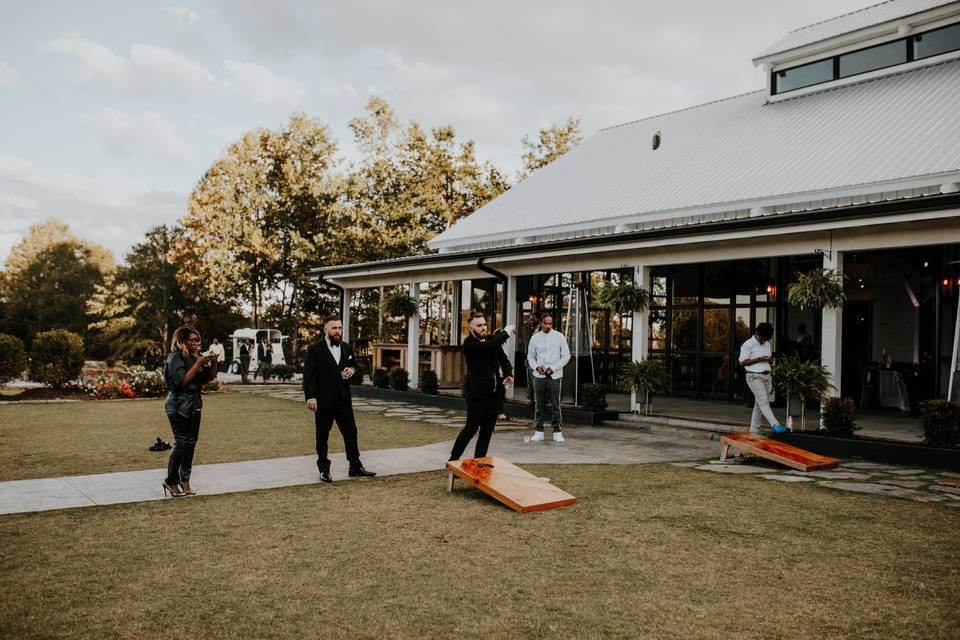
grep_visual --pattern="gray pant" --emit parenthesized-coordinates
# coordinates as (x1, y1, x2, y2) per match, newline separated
(533, 376, 562, 432)
(746, 372, 778, 434)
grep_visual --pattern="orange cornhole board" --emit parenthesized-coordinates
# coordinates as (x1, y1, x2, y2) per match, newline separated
(720, 433, 839, 471)
(446, 456, 576, 513)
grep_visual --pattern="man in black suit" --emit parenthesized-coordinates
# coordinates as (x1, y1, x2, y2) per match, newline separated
(449, 311, 515, 461)
(303, 315, 375, 482)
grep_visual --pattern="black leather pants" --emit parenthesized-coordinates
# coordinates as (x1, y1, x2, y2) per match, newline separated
(166, 410, 201, 485)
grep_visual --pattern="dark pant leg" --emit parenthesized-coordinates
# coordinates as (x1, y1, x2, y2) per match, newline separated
(331, 400, 362, 468)
(533, 377, 547, 431)
(165, 412, 194, 485)
(179, 411, 202, 482)
(547, 378, 562, 432)
(473, 402, 499, 458)
(449, 401, 483, 461)
(314, 410, 335, 472)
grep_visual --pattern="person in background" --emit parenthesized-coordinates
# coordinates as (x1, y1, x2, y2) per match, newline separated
(239, 339, 252, 384)
(738, 322, 789, 435)
(208, 337, 225, 372)
(162, 325, 220, 497)
(257, 335, 273, 382)
(526, 313, 570, 443)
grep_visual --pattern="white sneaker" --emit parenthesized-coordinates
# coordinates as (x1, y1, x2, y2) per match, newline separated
(530, 431, 544, 442)
(553, 431, 565, 443)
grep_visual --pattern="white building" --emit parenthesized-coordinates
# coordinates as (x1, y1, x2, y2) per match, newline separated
(315, 0, 960, 412)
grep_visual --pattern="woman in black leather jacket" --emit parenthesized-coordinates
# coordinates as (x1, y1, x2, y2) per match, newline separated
(162, 325, 219, 497)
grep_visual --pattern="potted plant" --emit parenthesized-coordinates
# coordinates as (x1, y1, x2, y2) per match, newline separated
(619, 359, 669, 415)
(772, 357, 833, 431)
(820, 397, 859, 437)
(380, 290, 419, 318)
(597, 280, 650, 316)
(786, 268, 847, 310)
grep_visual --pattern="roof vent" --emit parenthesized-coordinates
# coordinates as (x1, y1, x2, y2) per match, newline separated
(652, 130, 661, 150)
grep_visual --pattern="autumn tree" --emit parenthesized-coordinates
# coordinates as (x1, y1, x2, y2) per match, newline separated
(518, 116, 583, 180)
(175, 113, 342, 359)
(1, 220, 113, 347)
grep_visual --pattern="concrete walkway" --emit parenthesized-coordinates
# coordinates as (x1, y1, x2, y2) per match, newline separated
(0, 428, 720, 516)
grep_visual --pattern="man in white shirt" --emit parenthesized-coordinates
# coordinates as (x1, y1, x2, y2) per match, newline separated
(526, 314, 571, 443)
(207, 338, 225, 372)
(738, 322, 788, 435)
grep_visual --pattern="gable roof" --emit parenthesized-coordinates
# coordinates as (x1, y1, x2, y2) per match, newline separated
(754, 0, 959, 61)
(428, 59, 960, 253)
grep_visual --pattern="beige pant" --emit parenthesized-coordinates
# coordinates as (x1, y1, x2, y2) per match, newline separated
(746, 372, 778, 433)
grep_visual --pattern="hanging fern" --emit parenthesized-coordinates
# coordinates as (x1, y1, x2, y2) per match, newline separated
(380, 290, 418, 318)
(786, 268, 847, 310)
(597, 280, 650, 316)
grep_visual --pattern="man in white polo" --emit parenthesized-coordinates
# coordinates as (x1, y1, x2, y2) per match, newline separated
(738, 322, 788, 435)
(526, 313, 571, 443)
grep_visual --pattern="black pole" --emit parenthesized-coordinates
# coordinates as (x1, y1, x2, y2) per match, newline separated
(318, 274, 345, 319)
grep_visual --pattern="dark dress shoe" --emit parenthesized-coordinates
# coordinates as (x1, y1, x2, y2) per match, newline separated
(319, 471, 333, 483)
(348, 467, 376, 478)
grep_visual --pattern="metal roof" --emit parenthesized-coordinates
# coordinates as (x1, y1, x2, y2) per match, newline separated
(428, 59, 960, 252)
(754, 0, 959, 60)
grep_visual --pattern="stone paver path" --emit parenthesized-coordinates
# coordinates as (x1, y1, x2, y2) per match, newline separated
(688, 456, 960, 507)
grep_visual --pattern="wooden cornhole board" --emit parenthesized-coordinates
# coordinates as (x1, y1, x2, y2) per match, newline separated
(720, 433, 839, 471)
(446, 456, 576, 513)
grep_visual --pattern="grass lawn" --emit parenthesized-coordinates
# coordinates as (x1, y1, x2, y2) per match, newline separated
(2, 464, 958, 639)
(0, 393, 455, 481)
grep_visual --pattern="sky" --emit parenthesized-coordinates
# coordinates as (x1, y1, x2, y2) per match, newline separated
(0, 0, 874, 265)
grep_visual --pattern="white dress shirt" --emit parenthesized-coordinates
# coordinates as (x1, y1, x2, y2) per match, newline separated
(527, 330, 572, 379)
(739, 336, 772, 373)
(207, 342, 225, 361)
(325, 337, 341, 364)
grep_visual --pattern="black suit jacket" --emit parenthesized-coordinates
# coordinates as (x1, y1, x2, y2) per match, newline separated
(463, 330, 512, 402)
(302, 339, 357, 409)
(257, 342, 273, 362)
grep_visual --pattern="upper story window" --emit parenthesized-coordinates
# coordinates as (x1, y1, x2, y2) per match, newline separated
(772, 20, 960, 95)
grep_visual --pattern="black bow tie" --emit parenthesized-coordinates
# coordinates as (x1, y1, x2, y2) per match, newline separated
(329, 340, 341, 347)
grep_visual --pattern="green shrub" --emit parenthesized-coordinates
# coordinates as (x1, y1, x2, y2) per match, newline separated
(29, 330, 85, 388)
(0, 333, 27, 385)
(919, 400, 960, 448)
(596, 280, 649, 316)
(579, 383, 608, 411)
(821, 397, 859, 437)
(786, 268, 847, 310)
(270, 364, 296, 382)
(389, 367, 409, 391)
(373, 368, 391, 389)
(420, 370, 439, 395)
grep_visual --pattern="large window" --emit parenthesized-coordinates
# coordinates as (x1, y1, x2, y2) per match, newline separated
(772, 21, 960, 95)
(649, 256, 820, 401)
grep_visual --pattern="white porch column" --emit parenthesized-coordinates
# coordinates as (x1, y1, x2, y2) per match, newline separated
(450, 281, 461, 345)
(407, 282, 420, 388)
(341, 287, 352, 343)
(630, 265, 652, 412)
(821, 252, 844, 398)
(504, 275, 518, 372)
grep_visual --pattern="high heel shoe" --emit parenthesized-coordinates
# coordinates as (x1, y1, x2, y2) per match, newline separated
(162, 482, 184, 498)
(179, 482, 196, 496)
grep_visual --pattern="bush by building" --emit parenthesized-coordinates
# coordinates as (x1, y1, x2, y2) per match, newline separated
(29, 330, 85, 388)
(389, 367, 409, 391)
(579, 383, 608, 412)
(919, 400, 960, 448)
(820, 397, 859, 437)
(373, 368, 390, 389)
(419, 370, 439, 395)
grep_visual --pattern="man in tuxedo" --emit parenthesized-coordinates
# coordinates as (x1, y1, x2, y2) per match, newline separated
(449, 312, 515, 461)
(257, 335, 273, 382)
(303, 315, 375, 482)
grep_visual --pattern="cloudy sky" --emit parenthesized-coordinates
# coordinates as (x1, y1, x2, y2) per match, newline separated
(0, 0, 872, 265)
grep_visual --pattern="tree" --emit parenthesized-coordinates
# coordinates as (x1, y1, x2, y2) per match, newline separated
(3, 241, 107, 345)
(176, 113, 342, 361)
(518, 116, 583, 180)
